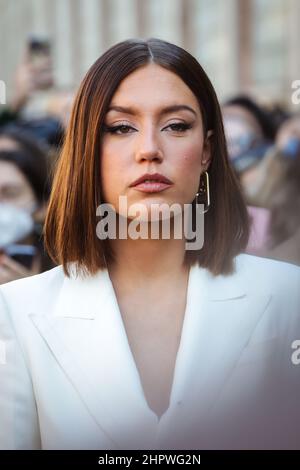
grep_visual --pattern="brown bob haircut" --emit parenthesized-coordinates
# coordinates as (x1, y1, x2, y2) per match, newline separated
(44, 37, 250, 277)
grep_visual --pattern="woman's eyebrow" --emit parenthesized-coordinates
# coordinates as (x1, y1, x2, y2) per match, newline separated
(107, 104, 197, 117)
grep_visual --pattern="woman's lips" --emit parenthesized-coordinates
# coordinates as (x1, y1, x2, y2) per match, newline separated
(131, 181, 173, 193)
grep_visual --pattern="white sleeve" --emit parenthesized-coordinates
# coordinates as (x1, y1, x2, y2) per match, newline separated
(0, 290, 41, 449)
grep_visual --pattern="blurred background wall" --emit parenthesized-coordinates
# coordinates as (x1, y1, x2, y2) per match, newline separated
(0, 0, 299, 106)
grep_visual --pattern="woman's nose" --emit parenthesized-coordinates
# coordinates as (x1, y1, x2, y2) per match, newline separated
(134, 127, 163, 163)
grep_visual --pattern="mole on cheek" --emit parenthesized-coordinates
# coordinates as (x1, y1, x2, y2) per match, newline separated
(183, 152, 195, 160)
(182, 153, 198, 164)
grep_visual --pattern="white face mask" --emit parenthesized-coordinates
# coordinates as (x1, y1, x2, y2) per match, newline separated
(0, 202, 36, 248)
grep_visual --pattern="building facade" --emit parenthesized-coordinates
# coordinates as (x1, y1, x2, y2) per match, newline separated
(0, 0, 299, 107)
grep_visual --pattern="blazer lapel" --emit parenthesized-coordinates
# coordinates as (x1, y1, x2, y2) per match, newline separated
(158, 260, 272, 447)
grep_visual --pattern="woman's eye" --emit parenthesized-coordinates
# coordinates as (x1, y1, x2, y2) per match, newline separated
(165, 123, 193, 132)
(103, 122, 192, 135)
(103, 124, 135, 135)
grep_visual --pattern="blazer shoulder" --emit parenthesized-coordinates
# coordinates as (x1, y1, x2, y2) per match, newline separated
(0, 265, 65, 319)
(0, 264, 64, 294)
(233, 254, 300, 341)
(234, 253, 300, 293)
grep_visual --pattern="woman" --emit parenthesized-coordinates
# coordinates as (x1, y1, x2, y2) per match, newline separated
(0, 38, 299, 450)
(0, 128, 53, 284)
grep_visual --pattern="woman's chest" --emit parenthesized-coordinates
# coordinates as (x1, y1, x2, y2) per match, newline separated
(116, 291, 188, 419)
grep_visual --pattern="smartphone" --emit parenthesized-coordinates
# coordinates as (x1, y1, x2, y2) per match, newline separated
(5, 244, 37, 270)
(28, 36, 51, 56)
(27, 35, 53, 89)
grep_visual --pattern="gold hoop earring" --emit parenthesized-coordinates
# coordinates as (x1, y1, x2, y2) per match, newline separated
(195, 171, 210, 213)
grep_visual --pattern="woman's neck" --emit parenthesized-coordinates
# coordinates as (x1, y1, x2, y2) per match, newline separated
(105, 214, 190, 290)
(108, 235, 187, 280)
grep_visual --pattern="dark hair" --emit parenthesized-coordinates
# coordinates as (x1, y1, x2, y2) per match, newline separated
(4, 117, 65, 149)
(224, 94, 276, 141)
(44, 37, 250, 277)
(0, 128, 51, 202)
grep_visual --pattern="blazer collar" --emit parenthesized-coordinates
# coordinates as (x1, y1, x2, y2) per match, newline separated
(29, 257, 272, 449)
(52, 256, 248, 320)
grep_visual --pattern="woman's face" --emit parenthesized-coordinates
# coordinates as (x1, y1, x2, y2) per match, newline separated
(0, 137, 37, 211)
(100, 64, 211, 220)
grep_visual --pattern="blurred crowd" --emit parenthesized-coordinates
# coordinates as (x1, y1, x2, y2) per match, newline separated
(0, 39, 299, 284)
(0, 38, 74, 284)
(223, 95, 300, 266)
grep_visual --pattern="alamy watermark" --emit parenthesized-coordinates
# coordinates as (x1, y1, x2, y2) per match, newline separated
(0, 80, 6, 105)
(291, 80, 300, 105)
(291, 339, 300, 365)
(96, 196, 206, 250)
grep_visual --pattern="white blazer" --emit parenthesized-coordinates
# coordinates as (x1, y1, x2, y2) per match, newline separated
(0, 253, 299, 450)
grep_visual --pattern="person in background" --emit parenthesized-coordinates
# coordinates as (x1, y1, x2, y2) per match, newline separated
(222, 95, 277, 255)
(0, 39, 65, 149)
(258, 115, 300, 266)
(0, 39, 53, 126)
(0, 128, 54, 284)
(222, 95, 276, 204)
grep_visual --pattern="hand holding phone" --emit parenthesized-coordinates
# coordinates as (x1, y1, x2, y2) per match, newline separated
(11, 36, 54, 112)
(27, 36, 54, 90)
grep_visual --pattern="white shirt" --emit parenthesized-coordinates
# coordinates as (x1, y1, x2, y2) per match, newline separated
(0, 253, 299, 449)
